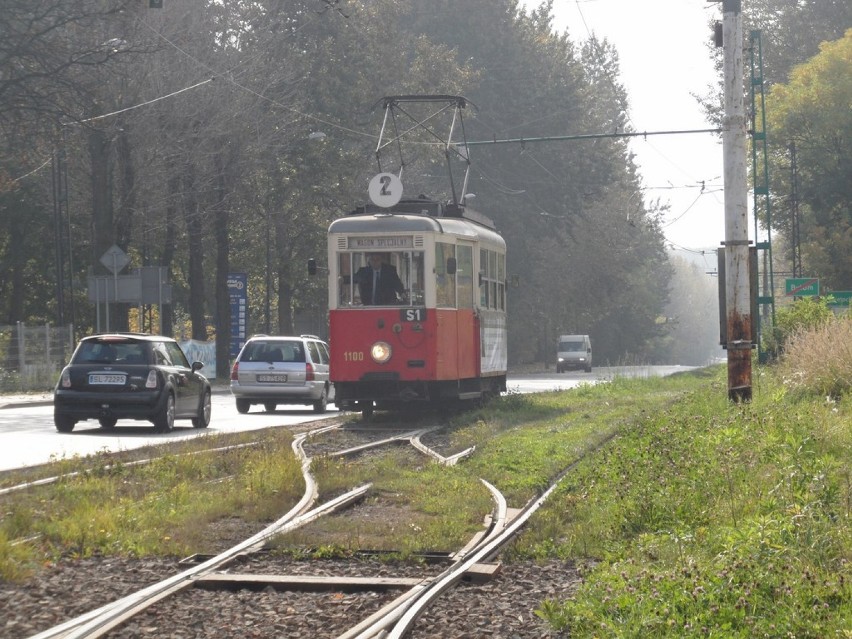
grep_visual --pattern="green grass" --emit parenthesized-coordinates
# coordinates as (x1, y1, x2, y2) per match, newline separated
(1, 358, 850, 637)
(278, 447, 494, 553)
(0, 429, 304, 580)
(521, 368, 852, 637)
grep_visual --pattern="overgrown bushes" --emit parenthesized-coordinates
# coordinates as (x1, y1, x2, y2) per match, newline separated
(762, 297, 836, 356)
(772, 299, 852, 398)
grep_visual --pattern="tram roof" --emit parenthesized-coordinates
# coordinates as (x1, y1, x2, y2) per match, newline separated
(330, 198, 501, 238)
(329, 200, 504, 246)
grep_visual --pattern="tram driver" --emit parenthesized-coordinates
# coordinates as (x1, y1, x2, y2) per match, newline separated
(355, 253, 406, 305)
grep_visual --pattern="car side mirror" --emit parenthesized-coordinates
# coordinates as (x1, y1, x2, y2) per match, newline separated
(191, 361, 204, 372)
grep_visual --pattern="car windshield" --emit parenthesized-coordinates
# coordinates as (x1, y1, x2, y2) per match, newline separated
(559, 341, 584, 352)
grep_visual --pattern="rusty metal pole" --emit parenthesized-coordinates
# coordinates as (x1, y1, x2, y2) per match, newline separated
(721, 0, 752, 401)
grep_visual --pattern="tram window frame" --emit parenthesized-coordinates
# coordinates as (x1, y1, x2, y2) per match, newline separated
(497, 252, 506, 311)
(488, 250, 497, 310)
(336, 250, 423, 307)
(436, 242, 456, 308)
(479, 248, 489, 308)
(456, 244, 474, 310)
(478, 248, 505, 311)
(394, 250, 424, 306)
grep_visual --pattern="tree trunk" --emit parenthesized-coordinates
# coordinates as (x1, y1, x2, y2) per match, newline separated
(275, 214, 294, 334)
(182, 165, 206, 341)
(88, 127, 130, 331)
(113, 122, 135, 332)
(160, 167, 180, 338)
(213, 151, 231, 378)
(89, 128, 113, 267)
(4, 211, 27, 325)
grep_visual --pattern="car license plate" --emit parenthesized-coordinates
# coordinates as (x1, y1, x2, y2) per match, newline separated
(257, 374, 287, 383)
(89, 373, 126, 385)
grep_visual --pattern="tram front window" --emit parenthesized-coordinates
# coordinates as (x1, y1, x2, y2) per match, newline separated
(337, 251, 424, 307)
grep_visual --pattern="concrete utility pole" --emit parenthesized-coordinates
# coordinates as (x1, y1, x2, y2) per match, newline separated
(719, 0, 752, 401)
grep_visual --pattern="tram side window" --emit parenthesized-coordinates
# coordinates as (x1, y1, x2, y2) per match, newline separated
(479, 248, 505, 311)
(436, 242, 456, 308)
(457, 245, 474, 310)
(489, 250, 498, 311)
(497, 252, 506, 311)
(398, 251, 425, 305)
(479, 248, 489, 308)
(337, 253, 356, 306)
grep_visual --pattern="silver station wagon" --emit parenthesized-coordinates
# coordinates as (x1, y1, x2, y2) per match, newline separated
(229, 334, 334, 414)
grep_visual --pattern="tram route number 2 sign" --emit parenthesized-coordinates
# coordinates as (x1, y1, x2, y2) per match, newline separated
(368, 173, 403, 208)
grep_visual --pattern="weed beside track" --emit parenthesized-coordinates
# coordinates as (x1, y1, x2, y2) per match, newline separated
(1, 365, 850, 637)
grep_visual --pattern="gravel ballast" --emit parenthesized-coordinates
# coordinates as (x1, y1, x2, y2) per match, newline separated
(1, 554, 579, 638)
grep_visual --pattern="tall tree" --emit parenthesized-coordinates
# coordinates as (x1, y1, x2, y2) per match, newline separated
(766, 30, 852, 289)
(407, 0, 668, 362)
(744, 0, 852, 84)
(0, 0, 146, 329)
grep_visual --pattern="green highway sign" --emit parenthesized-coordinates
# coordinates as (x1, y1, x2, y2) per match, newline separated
(785, 278, 819, 297)
(827, 291, 852, 307)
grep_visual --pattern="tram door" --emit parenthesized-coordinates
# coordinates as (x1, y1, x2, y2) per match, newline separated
(455, 244, 478, 378)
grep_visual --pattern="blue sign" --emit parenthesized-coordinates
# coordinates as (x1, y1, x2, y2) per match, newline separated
(228, 273, 248, 358)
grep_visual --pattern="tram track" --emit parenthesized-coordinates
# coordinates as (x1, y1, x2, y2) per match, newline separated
(11, 420, 440, 638)
(6, 417, 582, 638)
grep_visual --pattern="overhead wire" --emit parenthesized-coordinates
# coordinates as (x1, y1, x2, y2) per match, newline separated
(11, 158, 53, 183)
(564, 0, 722, 247)
(133, 15, 376, 141)
(25, 3, 723, 244)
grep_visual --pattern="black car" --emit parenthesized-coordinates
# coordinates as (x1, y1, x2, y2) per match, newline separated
(53, 333, 211, 433)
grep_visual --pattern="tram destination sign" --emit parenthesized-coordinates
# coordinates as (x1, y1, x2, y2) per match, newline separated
(348, 236, 414, 250)
(785, 278, 819, 297)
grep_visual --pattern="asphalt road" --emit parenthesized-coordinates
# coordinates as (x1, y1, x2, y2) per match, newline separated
(0, 365, 694, 473)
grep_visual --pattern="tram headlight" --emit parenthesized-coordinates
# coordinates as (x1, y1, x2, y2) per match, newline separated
(371, 341, 392, 364)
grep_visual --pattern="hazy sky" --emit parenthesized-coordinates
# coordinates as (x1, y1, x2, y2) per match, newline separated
(524, 0, 730, 258)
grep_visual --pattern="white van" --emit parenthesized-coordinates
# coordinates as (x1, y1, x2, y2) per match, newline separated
(556, 334, 592, 373)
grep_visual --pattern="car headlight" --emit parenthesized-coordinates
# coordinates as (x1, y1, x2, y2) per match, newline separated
(371, 341, 392, 364)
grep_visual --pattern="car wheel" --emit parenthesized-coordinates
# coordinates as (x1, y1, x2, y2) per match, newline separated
(313, 388, 328, 414)
(154, 392, 175, 433)
(361, 401, 374, 419)
(264, 402, 277, 413)
(236, 398, 250, 414)
(585, 365, 592, 373)
(192, 389, 211, 428)
(98, 417, 117, 430)
(55, 414, 76, 433)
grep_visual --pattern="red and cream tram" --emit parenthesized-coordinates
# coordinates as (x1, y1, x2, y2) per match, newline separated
(327, 196, 507, 415)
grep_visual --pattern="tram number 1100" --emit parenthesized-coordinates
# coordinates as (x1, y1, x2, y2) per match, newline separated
(343, 351, 365, 362)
